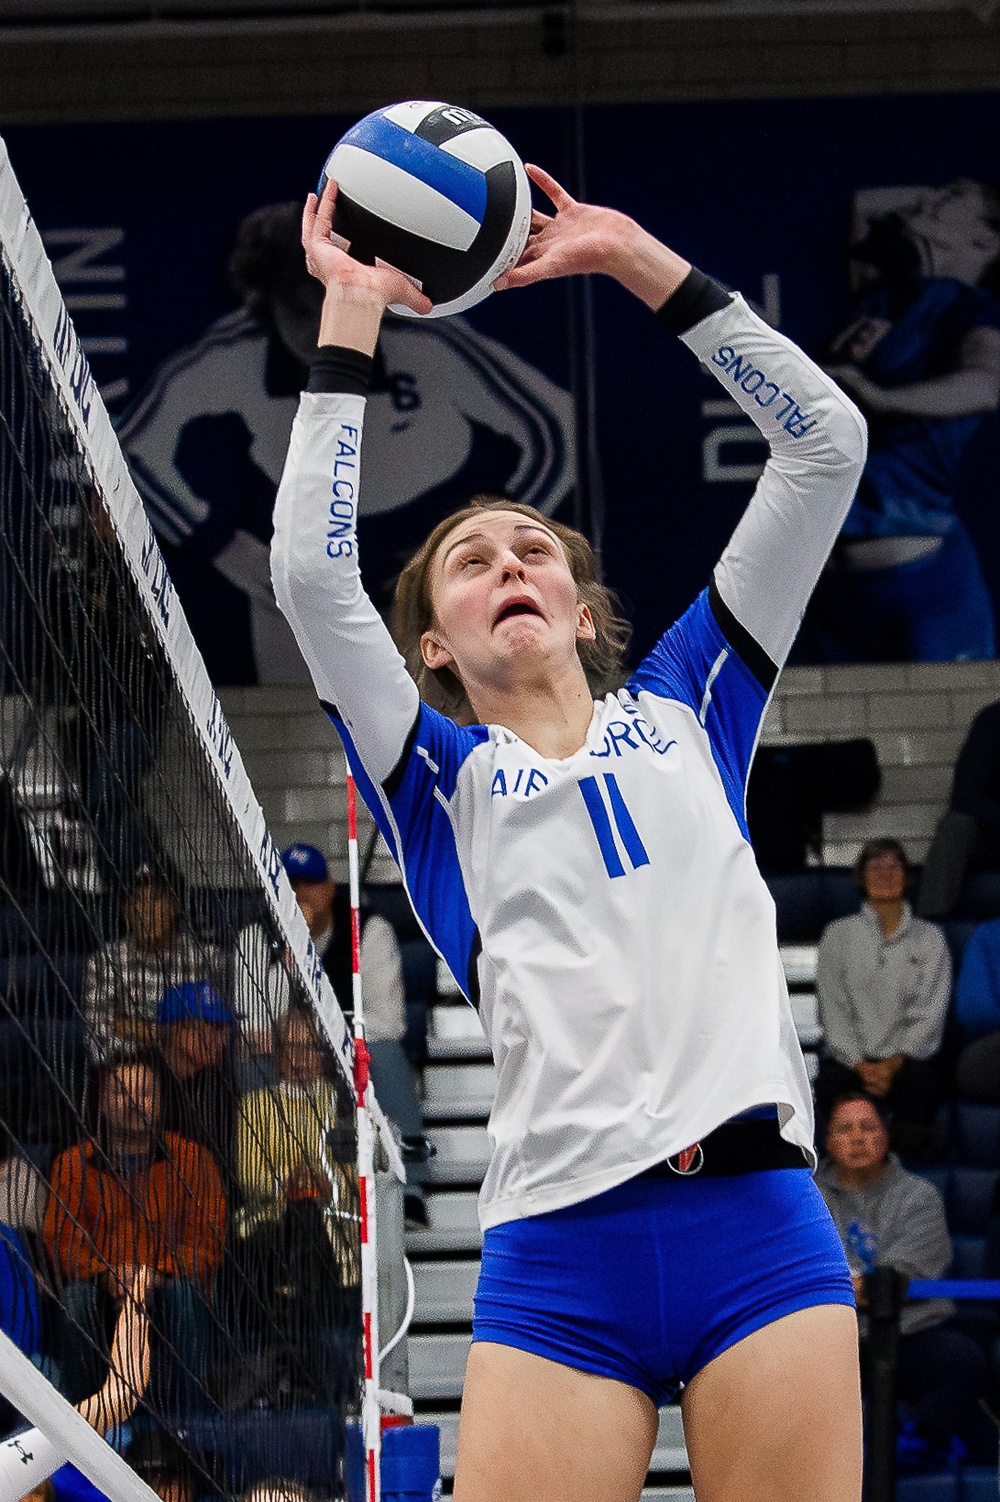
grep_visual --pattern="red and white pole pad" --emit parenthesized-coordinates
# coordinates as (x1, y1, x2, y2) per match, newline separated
(347, 773, 380, 1502)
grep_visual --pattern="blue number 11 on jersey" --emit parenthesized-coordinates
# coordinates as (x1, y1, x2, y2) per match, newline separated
(578, 774, 651, 879)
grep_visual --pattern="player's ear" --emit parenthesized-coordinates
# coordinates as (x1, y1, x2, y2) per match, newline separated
(575, 604, 596, 644)
(421, 630, 455, 672)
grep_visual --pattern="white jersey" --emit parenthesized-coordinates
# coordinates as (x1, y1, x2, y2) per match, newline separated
(271, 291, 867, 1230)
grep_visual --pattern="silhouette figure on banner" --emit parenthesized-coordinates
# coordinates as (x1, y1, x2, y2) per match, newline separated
(803, 179, 1000, 663)
(119, 202, 575, 684)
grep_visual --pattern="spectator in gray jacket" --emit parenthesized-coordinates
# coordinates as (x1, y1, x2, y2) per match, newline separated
(815, 838, 950, 1156)
(818, 1093, 994, 1463)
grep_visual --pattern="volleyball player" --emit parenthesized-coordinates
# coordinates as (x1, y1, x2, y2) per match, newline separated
(271, 169, 869, 1502)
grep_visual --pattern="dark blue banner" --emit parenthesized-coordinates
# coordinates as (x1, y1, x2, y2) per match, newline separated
(4, 92, 999, 681)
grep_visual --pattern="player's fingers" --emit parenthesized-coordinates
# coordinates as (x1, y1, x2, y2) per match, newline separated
(528, 208, 553, 233)
(494, 259, 549, 291)
(301, 194, 318, 248)
(316, 177, 338, 230)
(525, 163, 575, 211)
(387, 275, 433, 316)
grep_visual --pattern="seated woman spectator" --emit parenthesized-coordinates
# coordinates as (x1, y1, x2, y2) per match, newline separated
(817, 1092, 995, 1463)
(156, 981, 237, 1169)
(816, 837, 951, 1156)
(0, 1269, 151, 1502)
(83, 865, 226, 1064)
(232, 1006, 359, 1404)
(43, 1052, 226, 1411)
(953, 916, 1000, 1100)
(279, 845, 427, 1225)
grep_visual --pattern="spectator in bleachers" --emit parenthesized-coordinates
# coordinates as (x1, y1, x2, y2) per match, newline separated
(231, 915, 290, 1079)
(83, 865, 226, 1064)
(817, 1092, 995, 1463)
(0, 1122, 46, 1241)
(157, 981, 237, 1168)
(236, 844, 427, 1224)
(232, 1005, 359, 1404)
(43, 1052, 226, 1408)
(234, 1006, 347, 1234)
(953, 915, 1000, 1100)
(0, 1270, 151, 1501)
(816, 838, 950, 1155)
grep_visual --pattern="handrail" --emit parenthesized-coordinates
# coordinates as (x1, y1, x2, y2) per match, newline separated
(867, 1272, 1000, 1502)
(907, 1278, 1000, 1300)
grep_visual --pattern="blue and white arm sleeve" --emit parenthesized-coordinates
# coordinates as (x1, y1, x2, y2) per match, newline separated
(271, 387, 420, 788)
(630, 275, 867, 822)
(683, 290, 868, 677)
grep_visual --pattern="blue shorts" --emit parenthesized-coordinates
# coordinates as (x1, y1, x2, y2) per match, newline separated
(473, 1169, 853, 1405)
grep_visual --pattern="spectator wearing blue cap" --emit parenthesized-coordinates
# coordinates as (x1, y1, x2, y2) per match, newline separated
(233, 844, 427, 1223)
(156, 981, 237, 1173)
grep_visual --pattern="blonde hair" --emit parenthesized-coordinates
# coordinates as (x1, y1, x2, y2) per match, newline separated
(390, 497, 632, 723)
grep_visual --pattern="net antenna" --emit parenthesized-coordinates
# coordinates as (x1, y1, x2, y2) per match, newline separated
(346, 771, 380, 1502)
(0, 134, 402, 1500)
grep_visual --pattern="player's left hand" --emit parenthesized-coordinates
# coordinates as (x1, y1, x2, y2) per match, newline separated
(493, 165, 636, 290)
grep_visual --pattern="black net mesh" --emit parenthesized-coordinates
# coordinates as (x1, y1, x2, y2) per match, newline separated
(0, 238, 364, 1500)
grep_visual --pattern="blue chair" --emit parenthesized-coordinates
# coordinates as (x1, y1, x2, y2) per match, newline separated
(950, 1236, 988, 1280)
(897, 1474, 959, 1502)
(175, 1408, 344, 1492)
(951, 1104, 1000, 1168)
(960, 1466, 1000, 1501)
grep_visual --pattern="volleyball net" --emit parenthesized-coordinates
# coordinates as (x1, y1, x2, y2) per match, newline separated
(0, 137, 399, 1502)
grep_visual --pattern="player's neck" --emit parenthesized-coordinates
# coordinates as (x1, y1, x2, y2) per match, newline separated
(470, 663, 596, 759)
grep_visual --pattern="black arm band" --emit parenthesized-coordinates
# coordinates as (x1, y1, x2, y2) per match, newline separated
(655, 267, 732, 337)
(308, 345, 374, 395)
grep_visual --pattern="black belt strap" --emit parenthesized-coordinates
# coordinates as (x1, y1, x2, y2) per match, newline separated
(639, 1117, 810, 1180)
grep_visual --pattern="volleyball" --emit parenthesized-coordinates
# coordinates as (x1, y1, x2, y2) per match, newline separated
(318, 101, 532, 319)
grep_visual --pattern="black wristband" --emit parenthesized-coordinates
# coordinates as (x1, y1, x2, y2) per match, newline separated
(656, 267, 732, 337)
(308, 345, 374, 395)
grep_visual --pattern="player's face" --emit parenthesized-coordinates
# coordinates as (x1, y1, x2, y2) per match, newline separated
(825, 1099, 889, 1174)
(421, 511, 595, 694)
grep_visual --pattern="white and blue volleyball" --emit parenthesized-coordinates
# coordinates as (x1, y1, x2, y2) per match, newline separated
(318, 101, 531, 319)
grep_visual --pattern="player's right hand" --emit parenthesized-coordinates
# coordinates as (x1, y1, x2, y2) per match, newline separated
(303, 180, 432, 317)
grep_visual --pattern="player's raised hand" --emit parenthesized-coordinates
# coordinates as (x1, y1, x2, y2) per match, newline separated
(494, 164, 692, 310)
(303, 180, 431, 317)
(493, 165, 637, 290)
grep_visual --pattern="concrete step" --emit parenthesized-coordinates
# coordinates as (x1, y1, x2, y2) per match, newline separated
(789, 989, 823, 1046)
(413, 1258, 480, 1324)
(780, 944, 818, 986)
(428, 1004, 492, 1060)
(420, 1405, 689, 1480)
(427, 1033, 493, 1061)
(423, 1062, 497, 1120)
(405, 1191, 482, 1255)
(409, 1332, 471, 1401)
(425, 1126, 491, 1185)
